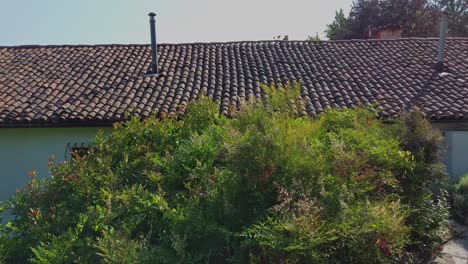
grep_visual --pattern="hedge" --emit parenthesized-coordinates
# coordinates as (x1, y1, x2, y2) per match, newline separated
(0, 84, 449, 263)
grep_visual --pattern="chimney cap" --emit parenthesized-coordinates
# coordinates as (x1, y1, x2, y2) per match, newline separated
(149, 12, 156, 17)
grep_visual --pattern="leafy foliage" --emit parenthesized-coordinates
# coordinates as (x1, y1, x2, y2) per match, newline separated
(430, 0, 468, 36)
(273, 35, 289, 41)
(325, 9, 351, 40)
(0, 84, 448, 263)
(450, 174, 468, 221)
(307, 33, 321, 41)
(325, 0, 468, 40)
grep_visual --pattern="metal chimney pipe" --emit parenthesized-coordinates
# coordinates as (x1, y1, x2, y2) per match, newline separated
(436, 12, 448, 72)
(148, 12, 159, 76)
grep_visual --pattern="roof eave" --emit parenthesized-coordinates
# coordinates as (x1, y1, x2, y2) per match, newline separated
(0, 117, 467, 129)
(0, 122, 115, 128)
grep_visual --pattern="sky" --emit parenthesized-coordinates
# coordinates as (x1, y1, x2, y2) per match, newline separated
(0, 0, 353, 46)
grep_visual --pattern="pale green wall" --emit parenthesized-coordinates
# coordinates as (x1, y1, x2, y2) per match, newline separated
(0, 127, 109, 204)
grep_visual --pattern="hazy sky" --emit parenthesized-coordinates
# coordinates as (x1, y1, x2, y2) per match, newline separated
(0, 0, 353, 46)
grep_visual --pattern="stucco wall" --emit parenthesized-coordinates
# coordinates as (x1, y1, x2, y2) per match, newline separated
(0, 127, 109, 205)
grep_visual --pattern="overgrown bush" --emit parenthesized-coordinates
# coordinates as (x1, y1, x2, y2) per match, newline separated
(0, 84, 448, 263)
(451, 174, 468, 222)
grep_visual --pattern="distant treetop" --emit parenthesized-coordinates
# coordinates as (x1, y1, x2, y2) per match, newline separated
(325, 0, 468, 40)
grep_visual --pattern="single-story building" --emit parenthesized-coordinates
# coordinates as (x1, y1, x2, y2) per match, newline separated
(0, 38, 467, 204)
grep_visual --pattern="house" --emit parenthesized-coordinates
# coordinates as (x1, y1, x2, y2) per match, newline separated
(368, 25, 405, 39)
(0, 38, 467, 204)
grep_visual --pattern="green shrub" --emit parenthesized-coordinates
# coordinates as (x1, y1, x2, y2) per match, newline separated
(394, 110, 449, 256)
(451, 174, 468, 220)
(0, 83, 448, 263)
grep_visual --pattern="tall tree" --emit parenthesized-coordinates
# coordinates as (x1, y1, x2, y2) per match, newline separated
(325, 9, 352, 40)
(430, 0, 468, 36)
(325, 0, 467, 40)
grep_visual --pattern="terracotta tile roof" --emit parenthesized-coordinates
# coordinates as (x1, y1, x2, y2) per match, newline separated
(0, 38, 467, 127)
